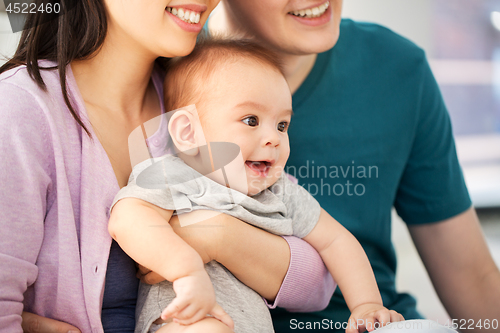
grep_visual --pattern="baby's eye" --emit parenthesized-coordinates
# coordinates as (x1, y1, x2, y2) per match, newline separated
(277, 121, 289, 132)
(242, 116, 259, 127)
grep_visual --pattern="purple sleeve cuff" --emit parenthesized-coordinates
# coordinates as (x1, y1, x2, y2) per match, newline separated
(264, 236, 336, 312)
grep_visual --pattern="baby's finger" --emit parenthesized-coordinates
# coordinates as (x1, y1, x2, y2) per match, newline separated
(175, 303, 200, 321)
(363, 316, 376, 332)
(389, 310, 404, 322)
(374, 310, 391, 328)
(173, 309, 207, 326)
(346, 317, 359, 333)
(209, 303, 234, 329)
(161, 298, 189, 320)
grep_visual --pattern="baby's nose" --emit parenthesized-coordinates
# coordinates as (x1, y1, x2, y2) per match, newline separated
(264, 129, 280, 147)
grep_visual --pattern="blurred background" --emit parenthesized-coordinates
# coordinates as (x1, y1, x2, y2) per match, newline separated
(0, 2, 19, 64)
(1, 0, 499, 324)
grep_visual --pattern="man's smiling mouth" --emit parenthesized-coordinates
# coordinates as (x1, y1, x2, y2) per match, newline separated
(288, 1, 329, 19)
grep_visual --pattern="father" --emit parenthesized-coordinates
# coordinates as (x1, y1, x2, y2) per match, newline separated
(208, 0, 500, 332)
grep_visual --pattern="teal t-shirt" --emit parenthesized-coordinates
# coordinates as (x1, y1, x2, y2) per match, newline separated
(271, 19, 471, 331)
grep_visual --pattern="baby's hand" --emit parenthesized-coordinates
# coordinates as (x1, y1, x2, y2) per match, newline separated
(160, 270, 234, 329)
(347, 303, 404, 333)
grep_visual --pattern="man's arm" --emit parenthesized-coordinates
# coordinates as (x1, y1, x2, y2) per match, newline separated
(408, 207, 500, 331)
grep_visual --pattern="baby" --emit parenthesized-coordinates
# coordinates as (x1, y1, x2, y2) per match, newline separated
(108, 38, 404, 333)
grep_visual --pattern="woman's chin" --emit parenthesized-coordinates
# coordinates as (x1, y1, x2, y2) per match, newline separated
(158, 38, 198, 58)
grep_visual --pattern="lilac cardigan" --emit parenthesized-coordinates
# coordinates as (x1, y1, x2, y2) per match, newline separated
(0, 61, 334, 333)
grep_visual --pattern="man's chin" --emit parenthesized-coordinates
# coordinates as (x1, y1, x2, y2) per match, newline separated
(283, 31, 339, 55)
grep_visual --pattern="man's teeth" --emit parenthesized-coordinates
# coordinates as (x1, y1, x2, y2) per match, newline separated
(290, 2, 329, 18)
(166, 7, 201, 24)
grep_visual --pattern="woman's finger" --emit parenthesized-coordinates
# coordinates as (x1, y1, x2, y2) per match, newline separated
(136, 264, 165, 284)
(136, 263, 151, 277)
(142, 270, 165, 285)
(21, 312, 81, 333)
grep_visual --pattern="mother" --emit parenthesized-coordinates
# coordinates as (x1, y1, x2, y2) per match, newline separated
(0, 0, 333, 332)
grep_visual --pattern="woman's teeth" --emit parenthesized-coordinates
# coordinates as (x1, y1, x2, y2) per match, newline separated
(166, 7, 201, 24)
(290, 1, 329, 18)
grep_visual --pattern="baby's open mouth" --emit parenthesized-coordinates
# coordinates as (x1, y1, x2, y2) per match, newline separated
(245, 161, 272, 177)
(166, 7, 201, 24)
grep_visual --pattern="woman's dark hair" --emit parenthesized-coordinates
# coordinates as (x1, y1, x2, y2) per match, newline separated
(0, 0, 109, 135)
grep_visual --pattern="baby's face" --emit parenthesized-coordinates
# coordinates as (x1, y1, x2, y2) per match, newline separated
(199, 59, 292, 195)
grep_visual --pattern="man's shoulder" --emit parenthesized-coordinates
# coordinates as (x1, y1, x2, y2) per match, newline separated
(337, 19, 426, 64)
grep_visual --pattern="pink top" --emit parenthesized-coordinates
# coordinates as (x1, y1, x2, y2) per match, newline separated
(0, 61, 334, 333)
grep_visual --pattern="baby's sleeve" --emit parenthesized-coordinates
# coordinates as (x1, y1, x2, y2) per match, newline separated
(111, 157, 179, 212)
(279, 174, 321, 238)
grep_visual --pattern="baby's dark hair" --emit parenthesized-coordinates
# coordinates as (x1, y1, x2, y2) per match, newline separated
(163, 36, 285, 113)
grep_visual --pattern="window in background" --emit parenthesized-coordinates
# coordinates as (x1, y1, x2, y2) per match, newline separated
(0, 2, 22, 66)
(431, 0, 500, 207)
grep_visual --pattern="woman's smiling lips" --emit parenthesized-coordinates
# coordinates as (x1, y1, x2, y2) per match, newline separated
(166, 3, 207, 33)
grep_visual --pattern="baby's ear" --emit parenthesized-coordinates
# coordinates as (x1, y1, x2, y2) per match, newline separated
(168, 109, 201, 156)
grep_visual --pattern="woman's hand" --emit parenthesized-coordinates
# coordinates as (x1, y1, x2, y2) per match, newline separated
(21, 312, 81, 333)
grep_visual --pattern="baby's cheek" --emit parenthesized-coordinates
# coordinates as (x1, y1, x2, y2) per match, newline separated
(269, 168, 283, 183)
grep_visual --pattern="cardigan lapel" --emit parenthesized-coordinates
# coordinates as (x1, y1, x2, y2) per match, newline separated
(78, 125, 118, 332)
(67, 64, 119, 332)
